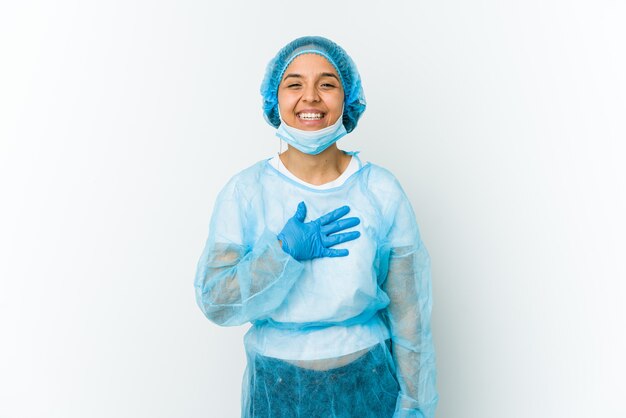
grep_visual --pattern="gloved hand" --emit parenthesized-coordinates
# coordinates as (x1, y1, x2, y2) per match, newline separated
(277, 201, 361, 261)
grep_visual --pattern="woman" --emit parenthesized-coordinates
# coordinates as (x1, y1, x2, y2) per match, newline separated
(195, 36, 438, 418)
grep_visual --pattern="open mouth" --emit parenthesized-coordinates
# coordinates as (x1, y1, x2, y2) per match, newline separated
(297, 112, 325, 121)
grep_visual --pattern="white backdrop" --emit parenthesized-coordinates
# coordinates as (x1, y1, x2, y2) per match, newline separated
(1, 1, 625, 417)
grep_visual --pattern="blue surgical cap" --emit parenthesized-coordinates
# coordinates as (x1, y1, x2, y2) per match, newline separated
(261, 36, 366, 134)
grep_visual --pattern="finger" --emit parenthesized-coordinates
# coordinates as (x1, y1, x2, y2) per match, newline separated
(322, 231, 361, 247)
(294, 201, 307, 222)
(316, 205, 350, 226)
(322, 248, 349, 258)
(321, 217, 360, 235)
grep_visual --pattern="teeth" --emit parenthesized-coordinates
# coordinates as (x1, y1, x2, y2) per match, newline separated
(299, 112, 324, 120)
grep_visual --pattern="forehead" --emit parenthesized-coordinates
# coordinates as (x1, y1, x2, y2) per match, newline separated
(282, 53, 338, 76)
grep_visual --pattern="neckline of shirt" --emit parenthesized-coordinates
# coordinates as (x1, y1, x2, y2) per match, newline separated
(268, 153, 363, 190)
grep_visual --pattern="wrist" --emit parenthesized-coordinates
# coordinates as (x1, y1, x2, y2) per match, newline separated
(276, 233, 290, 254)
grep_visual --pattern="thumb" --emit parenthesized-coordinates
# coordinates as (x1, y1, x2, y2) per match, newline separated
(295, 201, 307, 222)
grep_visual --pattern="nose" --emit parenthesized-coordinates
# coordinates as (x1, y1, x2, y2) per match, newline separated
(302, 83, 321, 103)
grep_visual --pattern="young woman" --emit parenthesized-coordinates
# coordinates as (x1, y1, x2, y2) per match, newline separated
(195, 36, 438, 418)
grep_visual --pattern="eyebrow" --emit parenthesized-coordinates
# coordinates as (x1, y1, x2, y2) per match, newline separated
(282, 72, 340, 82)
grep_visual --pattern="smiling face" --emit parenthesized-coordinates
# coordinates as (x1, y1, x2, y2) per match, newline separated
(277, 53, 345, 131)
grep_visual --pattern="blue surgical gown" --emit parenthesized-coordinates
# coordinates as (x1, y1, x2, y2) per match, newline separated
(195, 154, 438, 417)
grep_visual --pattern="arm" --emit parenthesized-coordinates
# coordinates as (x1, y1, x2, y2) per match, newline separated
(380, 182, 438, 418)
(194, 184, 359, 327)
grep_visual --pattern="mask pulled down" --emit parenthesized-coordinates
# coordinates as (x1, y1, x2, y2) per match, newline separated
(276, 109, 347, 155)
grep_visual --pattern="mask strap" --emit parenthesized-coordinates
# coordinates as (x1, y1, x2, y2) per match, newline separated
(277, 138, 283, 169)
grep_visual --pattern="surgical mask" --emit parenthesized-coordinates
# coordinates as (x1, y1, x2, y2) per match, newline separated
(276, 106, 347, 155)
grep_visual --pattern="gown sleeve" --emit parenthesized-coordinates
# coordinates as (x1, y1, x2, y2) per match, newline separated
(194, 177, 304, 327)
(383, 186, 439, 418)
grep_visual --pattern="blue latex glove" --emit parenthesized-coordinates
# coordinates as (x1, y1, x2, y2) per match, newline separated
(277, 202, 361, 261)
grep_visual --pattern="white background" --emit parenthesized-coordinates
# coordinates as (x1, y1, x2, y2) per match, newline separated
(1, 1, 625, 417)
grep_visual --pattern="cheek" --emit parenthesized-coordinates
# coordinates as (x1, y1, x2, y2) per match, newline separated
(277, 91, 297, 111)
(325, 93, 345, 113)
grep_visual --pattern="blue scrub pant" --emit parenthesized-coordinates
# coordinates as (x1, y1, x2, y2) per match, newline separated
(248, 343, 399, 418)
